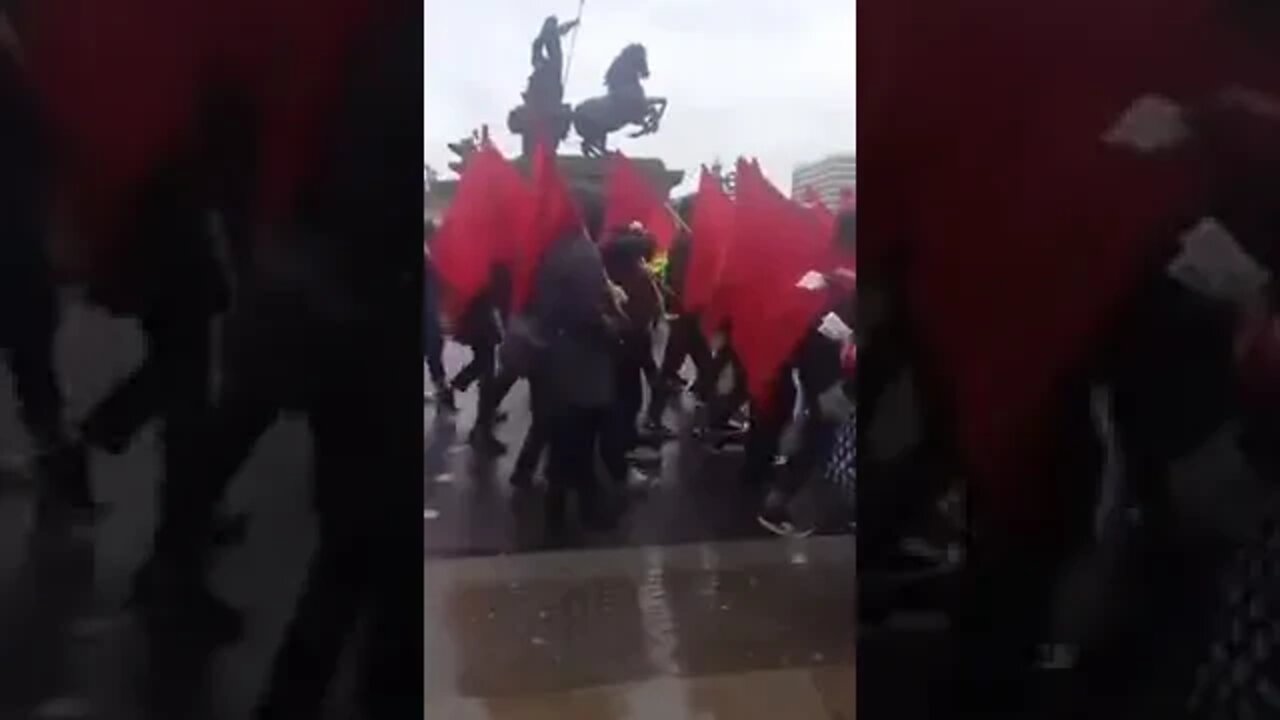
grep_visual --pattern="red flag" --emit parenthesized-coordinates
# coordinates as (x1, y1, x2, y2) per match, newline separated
(684, 166, 735, 313)
(861, 0, 1280, 531)
(511, 144, 581, 312)
(603, 152, 678, 251)
(431, 144, 529, 322)
(720, 159, 834, 409)
(28, 0, 384, 282)
(801, 186, 836, 236)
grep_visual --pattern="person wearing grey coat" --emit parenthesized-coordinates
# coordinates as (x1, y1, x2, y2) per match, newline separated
(522, 197, 624, 535)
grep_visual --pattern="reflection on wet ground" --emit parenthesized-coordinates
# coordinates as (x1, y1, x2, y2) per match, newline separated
(426, 538, 855, 719)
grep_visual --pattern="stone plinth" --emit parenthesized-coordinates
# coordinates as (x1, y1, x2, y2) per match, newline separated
(426, 156, 685, 222)
(513, 155, 685, 200)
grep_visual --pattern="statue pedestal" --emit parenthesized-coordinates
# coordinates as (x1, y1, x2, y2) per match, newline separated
(515, 155, 685, 199)
(426, 155, 686, 225)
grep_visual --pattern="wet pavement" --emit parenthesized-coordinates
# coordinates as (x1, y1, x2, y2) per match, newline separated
(0, 301, 331, 719)
(424, 343, 856, 719)
(425, 538, 855, 719)
(423, 344, 852, 556)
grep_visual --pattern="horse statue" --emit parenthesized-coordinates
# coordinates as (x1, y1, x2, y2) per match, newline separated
(571, 43, 668, 158)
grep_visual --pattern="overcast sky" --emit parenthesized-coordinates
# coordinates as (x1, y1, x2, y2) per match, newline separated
(424, 0, 855, 195)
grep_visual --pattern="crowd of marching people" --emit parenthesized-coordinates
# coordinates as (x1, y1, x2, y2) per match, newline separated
(0, 3, 419, 717)
(856, 0, 1280, 715)
(425, 147, 858, 540)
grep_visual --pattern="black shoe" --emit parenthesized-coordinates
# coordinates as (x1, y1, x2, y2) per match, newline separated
(436, 388, 459, 413)
(757, 508, 814, 538)
(35, 444, 107, 528)
(625, 446, 663, 468)
(509, 471, 534, 490)
(707, 431, 746, 454)
(468, 430, 507, 457)
(639, 421, 678, 443)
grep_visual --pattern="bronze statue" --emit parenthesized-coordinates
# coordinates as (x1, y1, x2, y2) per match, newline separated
(571, 43, 668, 157)
(507, 15, 578, 157)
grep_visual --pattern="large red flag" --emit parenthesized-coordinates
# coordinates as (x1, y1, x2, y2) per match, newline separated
(801, 186, 836, 236)
(861, 0, 1280, 531)
(511, 144, 581, 312)
(28, 0, 384, 282)
(701, 158, 762, 336)
(431, 144, 530, 322)
(602, 152, 678, 251)
(724, 162, 834, 409)
(684, 166, 735, 313)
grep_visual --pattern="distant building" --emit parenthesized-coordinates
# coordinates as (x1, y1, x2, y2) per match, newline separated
(791, 154, 855, 210)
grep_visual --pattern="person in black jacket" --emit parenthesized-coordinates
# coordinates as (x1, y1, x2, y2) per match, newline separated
(645, 210, 713, 437)
(600, 224, 661, 482)
(449, 272, 506, 454)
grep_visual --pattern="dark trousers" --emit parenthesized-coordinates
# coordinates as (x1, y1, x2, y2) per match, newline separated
(606, 335, 648, 463)
(648, 314, 711, 423)
(853, 325, 951, 566)
(512, 379, 548, 482)
(102, 307, 214, 539)
(704, 349, 749, 428)
(477, 364, 518, 432)
(1, 287, 87, 505)
(452, 341, 494, 392)
(149, 367, 278, 579)
(741, 374, 797, 487)
(1, 293, 66, 450)
(946, 386, 1102, 715)
(544, 405, 607, 528)
(258, 382, 415, 718)
(423, 324, 446, 391)
(767, 347, 841, 504)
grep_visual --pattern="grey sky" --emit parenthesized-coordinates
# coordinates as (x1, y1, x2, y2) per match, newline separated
(424, 0, 855, 195)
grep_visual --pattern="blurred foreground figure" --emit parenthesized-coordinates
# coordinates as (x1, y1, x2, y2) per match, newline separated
(0, 10, 91, 521)
(860, 0, 1280, 714)
(22, 0, 422, 715)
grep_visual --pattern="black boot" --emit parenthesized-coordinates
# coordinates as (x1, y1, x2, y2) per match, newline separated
(35, 442, 105, 527)
(129, 559, 244, 646)
(468, 428, 507, 457)
(436, 386, 458, 413)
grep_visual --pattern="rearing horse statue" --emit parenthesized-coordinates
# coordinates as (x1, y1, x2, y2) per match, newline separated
(571, 43, 668, 157)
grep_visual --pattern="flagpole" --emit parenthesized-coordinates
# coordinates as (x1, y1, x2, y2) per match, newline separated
(562, 0, 586, 89)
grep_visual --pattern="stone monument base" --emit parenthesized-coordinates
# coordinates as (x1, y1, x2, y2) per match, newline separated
(425, 155, 685, 223)
(514, 155, 684, 199)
